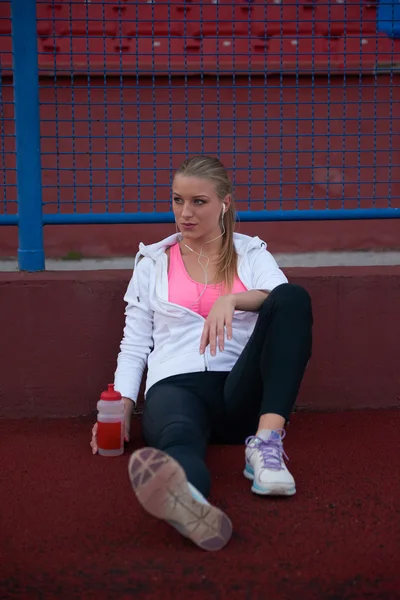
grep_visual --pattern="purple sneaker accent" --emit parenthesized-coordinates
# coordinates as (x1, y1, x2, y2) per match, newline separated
(245, 429, 289, 471)
(150, 460, 165, 473)
(132, 473, 141, 488)
(139, 448, 153, 460)
(129, 458, 141, 476)
(141, 470, 152, 485)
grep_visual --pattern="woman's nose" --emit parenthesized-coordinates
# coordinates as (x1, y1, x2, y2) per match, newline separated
(181, 203, 193, 218)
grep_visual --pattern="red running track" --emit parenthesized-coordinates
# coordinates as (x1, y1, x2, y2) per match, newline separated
(1, 410, 399, 600)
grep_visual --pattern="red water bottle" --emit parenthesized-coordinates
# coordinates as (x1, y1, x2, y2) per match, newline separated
(96, 384, 125, 457)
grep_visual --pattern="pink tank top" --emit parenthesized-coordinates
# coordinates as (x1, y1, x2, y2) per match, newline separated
(168, 243, 247, 318)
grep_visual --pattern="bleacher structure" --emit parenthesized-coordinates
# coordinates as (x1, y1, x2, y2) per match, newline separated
(0, 0, 399, 74)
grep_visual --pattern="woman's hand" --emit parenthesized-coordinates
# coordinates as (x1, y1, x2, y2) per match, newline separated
(90, 397, 134, 455)
(200, 294, 236, 356)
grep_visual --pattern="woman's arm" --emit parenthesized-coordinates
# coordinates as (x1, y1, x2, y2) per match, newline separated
(224, 242, 288, 313)
(114, 257, 154, 405)
(229, 289, 269, 312)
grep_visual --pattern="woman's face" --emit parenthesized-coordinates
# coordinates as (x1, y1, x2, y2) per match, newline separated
(172, 175, 228, 241)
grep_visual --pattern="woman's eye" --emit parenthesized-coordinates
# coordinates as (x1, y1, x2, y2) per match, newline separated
(173, 197, 205, 206)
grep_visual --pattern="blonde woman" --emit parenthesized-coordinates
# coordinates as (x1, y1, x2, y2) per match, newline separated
(91, 155, 313, 552)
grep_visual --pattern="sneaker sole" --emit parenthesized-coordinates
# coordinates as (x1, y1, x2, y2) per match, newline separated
(243, 465, 296, 496)
(128, 447, 232, 551)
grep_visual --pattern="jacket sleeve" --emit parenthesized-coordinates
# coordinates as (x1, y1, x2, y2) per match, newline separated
(250, 244, 288, 292)
(114, 257, 154, 403)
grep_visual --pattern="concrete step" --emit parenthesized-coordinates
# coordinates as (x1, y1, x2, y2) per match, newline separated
(2, 251, 400, 271)
(1, 266, 399, 418)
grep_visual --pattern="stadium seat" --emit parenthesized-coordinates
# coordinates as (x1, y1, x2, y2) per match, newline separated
(377, 0, 400, 38)
(0, 19, 11, 36)
(120, 3, 184, 37)
(53, 4, 119, 37)
(2, 0, 396, 74)
(37, 36, 117, 72)
(36, 3, 118, 37)
(184, 2, 253, 38)
(0, 34, 12, 69)
(313, 0, 377, 37)
(266, 35, 334, 72)
(336, 33, 400, 70)
(37, 34, 204, 73)
(251, 1, 314, 37)
(200, 38, 245, 70)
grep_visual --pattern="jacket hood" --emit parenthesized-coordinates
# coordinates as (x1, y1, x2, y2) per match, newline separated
(135, 232, 267, 266)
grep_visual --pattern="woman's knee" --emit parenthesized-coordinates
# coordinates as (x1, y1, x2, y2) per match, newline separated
(150, 417, 208, 452)
(261, 283, 312, 314)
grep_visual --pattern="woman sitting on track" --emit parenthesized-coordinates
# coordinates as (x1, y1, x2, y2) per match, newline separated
(90, 155, 313, 552)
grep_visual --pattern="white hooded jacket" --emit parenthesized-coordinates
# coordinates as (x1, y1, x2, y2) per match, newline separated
(114, 233, 288, 403)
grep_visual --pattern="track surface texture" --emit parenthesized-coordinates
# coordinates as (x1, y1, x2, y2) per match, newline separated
(1, 409, 399, 600)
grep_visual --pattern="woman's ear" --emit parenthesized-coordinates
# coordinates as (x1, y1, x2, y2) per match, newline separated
(223, 195, 232, 212)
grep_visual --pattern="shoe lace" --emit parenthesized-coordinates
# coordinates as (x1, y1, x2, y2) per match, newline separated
(245, 429, 289, 471)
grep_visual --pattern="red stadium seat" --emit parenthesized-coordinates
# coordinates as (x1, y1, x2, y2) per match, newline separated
(0, 0, 10, 35)
(36, 2, 69, 36)
(0, 34, 12, 69)
(0, 20, 11, 36)
(38, 36, 118, 72)
(137, 37, 203, 71)
(119, 3, 184, 37)
(336, 33, 400, 71)
(266, 35, 335, 72)
(37, 34, 203, 74)
(313, 0, 377, 37)
(185, 37, 270, 72)
(54, 4, 119, 37)
(184, 2, 253, 37)
(2, 0, 390, 75)
(37, 36, 71, 70)
(201, 38, 241, 70)
(251, 1, 314, 37)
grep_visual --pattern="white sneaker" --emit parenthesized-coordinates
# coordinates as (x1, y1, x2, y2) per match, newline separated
(244, 429, 296, 496)
(128, 447, 232, 551)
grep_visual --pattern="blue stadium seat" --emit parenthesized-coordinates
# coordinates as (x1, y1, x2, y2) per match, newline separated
(377, 0, 400, 38)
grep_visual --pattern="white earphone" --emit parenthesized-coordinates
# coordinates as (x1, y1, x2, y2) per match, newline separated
(177, 204, 227, 310)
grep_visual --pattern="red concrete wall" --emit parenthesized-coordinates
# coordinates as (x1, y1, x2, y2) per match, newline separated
(2, 219, 400, 259)
(1, 74, 400, 257)
(1, 267, 399, 419)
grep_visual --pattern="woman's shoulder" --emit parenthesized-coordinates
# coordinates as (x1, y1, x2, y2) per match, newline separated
(165, 241, 179, 257)
(233, 233, 267, 254)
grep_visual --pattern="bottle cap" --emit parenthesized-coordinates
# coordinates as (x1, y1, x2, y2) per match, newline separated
(100, 384, 122, 401)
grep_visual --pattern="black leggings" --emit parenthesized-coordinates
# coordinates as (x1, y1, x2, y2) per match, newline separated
(142, 283, 313, 497)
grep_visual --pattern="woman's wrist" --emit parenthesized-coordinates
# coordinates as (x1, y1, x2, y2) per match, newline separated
(122, 397, 135, 415)
(224, 293, 237, 309)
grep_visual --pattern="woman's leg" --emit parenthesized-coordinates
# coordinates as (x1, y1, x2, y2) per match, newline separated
(142, 378, 212, 496)
(222, 283, 313, 496)
(128, 375, 232, 551)
(223, 283, 313, 437)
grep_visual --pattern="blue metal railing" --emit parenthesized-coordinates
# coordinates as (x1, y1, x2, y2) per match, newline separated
(11, 0, 44, 271)
(1, 0, 400, 271)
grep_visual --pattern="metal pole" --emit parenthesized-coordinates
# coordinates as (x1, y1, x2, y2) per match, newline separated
(11, 0, 45, 271)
